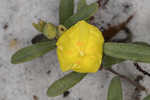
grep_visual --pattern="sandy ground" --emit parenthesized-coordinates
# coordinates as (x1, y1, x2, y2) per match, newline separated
(0, 0, 150, 100)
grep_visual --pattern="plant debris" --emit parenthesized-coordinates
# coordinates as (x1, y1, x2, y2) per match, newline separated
(103, 0, 110, 8)
(123, 4, 131, 13)
(97, 0, 102, 7)
(134, 63, 150, 77)
(102, 15, 134, 41)
(106, 68, 146, 91)
(9, 39, 17, 49)
(111, 27, 132, 42)
(33, 95, 39, 100)
(97, 0, 110, 8)
(46, 70, 51, 75)
(31, 34, 49, 44)
(132, 75, 144, 100)
(135, 75, 144, 83)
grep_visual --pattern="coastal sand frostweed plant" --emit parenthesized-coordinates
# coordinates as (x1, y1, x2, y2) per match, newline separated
(11, 0, 150, 98)
(56, 20, 104, 73)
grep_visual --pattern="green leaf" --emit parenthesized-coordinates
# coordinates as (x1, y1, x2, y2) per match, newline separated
(102, 55, 125, 69)
(11, 40, 56, 64)
(107, 76, 122, 100)
(77, 0, 87, 12)
(59, 0, 74, 24)
(104, 42, 150, 63)
(64, 2, 98, 28)
(47, 72, 86, 97)
(143, 95, 150, 100)
(133, 41, 150, 46)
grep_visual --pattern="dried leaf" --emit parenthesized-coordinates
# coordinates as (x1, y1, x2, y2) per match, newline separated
(111, 27, 132, 42)
(102, 15, 134, 40)
(103, 0, 110, 8)
(97, 0, 102, 7)
(9, 39, 18, 49)
(33, 95, 39, 100)
(31, 34, 50, 44)
(97, 0, 110, 8)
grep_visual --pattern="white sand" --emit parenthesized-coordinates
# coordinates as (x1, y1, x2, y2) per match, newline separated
(0, 0, 150, 100)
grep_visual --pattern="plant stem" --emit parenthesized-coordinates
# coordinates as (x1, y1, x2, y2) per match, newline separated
(105, 68, 146, 91)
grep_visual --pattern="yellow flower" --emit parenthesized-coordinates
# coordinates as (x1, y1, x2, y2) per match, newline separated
(56, 20, 104, 73)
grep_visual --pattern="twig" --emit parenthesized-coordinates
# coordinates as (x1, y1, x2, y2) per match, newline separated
(97, 0, 102, 7)
(134, 63, 150, 77)
(102, 15, 134, 41)
(112, 27, 132, 43)
(132, 75, 143, 100)
(103, 0, 110, 8)
(105, 68, 146, 91)
(97, 0, 109, 8)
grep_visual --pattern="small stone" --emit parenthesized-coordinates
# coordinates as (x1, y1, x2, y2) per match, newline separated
(33, 95, 39, 100)
(46, 70, 51, 75)
(63, 91, 70, 97)
(79, 98, 82, 100)
(3, 24, 8, 30)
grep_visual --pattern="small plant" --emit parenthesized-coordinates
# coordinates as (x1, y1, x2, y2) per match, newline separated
(11, 0, 150, 99)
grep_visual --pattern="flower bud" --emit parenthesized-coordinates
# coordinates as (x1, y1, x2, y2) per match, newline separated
(57, 25, 67, 37)
(43, 23, 57, 39)
(32, 20, 46, 32)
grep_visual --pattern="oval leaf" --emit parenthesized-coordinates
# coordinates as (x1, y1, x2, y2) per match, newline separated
(11, 40, 56, 64)
(77, 0, 87, 12)
(64, 2, 98, 28)
(104, 42, 150, 63)
(59, 0, 74, 24)
(143, 95, 150, 100)
(47, 72, 86, 97)
(102, 55, 125, 69)
(107, 76, 122, 100)
(133, 41, 150, 46)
